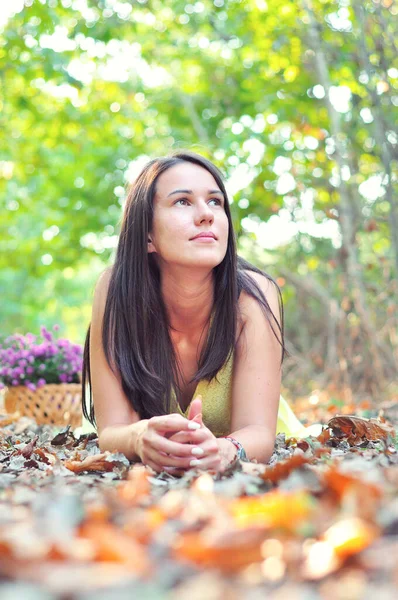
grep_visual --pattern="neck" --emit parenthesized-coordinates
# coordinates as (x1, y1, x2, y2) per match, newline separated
(160, 267, 214, 338)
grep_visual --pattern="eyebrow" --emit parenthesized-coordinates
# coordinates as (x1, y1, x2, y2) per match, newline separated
(166, 188, 224, 198)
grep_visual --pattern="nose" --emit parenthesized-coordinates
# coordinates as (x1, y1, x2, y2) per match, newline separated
(194, 198, 214, 224)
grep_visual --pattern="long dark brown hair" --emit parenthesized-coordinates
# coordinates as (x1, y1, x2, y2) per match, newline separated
(82, 150, 287, 427)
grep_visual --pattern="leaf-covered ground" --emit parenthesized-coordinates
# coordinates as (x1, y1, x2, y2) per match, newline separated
(1, 402, 397, 600)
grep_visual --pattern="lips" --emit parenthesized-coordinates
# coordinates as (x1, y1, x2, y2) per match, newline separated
(191, 232, 217, 240)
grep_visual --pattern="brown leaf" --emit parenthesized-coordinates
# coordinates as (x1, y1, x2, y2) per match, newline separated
(116, 465, 151, 506)
(18, 435, 39, 459)
(260, 454, 312, 484)
(327, 415, 395, 445)
(78, 522, 150, 575)
(51, 426, 74, 446)
(33, 447, 57, 465)
(316, 428, 331, 444)
(172, 527, 266, 572)
(322, 466, 383, 521)
(64, 452, 129, 474)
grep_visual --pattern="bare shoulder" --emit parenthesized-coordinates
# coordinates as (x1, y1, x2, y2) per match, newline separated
(91, 267, 114, 322)
(95, 266, 113, 293)
(238, 270, 281, 326)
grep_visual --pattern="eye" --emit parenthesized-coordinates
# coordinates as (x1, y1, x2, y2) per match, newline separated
(174, 197, 223, 206)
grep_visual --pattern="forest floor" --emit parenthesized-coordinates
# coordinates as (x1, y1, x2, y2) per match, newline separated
(0, 398, 397, 600)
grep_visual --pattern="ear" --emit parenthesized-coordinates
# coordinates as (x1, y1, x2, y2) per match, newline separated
(147, 236, 156, 253)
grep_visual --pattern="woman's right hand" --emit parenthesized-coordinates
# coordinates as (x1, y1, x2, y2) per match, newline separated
(135, 414, 202, 474)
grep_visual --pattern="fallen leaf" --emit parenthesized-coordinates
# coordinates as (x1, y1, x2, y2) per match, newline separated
(18, 435, 39, 459)
(51, 426, 74, 446)
(229, 490, 313, 531)
(64, 452, 129, 474)
(260, 454, 312, 484)
(327, 415, 394, 445)
(172, 527, 266, 572)
(323, 517, 379, 559)
(78, 522, 150, 575)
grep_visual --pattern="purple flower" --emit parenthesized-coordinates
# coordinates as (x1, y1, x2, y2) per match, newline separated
(40, 325, 53, 342)
(48, 344, 58, 356)
(0, 328, 83, 388)
(53, 324, 60, 331)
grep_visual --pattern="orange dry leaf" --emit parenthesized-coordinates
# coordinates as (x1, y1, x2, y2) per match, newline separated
(78, 521, 150, 575)
(64, 452, 127, 473)
(123, 508, 166, 544)
(229, 490, 313, 531)
(317, 428, 332, 444)
(260, 454, 312, 484)
(327, 415, 395, 445)
(33, 447, 57, 465)
(322, 466, 382, 520)
(117, 465, 150, 506)
(323, 518, 379, 559)
(172, 527, 266, 572)
(322, 466, 382, 499)
(85, 503, 111, 523)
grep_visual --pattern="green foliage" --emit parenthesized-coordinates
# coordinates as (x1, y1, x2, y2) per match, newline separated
(0, 0, 397, 399)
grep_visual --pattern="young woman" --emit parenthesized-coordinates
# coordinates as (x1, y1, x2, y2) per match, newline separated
(82, 151, 312, 475)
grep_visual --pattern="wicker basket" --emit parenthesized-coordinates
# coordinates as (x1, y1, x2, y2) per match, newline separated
(4, 383, 82, 428)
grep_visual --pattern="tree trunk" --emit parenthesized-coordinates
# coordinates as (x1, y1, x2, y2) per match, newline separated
(302, 0, 388, 392)
(353, 1, 398, 277)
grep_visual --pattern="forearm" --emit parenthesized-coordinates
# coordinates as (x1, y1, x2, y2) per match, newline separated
(218, 425, 275, 465)
(98, 419, 148, 462)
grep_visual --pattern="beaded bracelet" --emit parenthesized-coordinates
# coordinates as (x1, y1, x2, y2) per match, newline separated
(222, 436, 249, 462)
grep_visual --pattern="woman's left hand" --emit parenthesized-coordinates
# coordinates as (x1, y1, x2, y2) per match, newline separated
(164, 397, 222, 475)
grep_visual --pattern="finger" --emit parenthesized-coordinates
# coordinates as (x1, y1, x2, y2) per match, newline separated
(191, 412, 203, 426)
(187, 396, 203, 421)
(150, 432, 204, 458)
(167, 431, 191, 444)
(188, 454, 222, 473)
(166, 434, 219, 463)
(145, 448, 194, 469)
(150, 414, 201, 434)
(197, 438, 219, 456)
(168, 428, 211, 445)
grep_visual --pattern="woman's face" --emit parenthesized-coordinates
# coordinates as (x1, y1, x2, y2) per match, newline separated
(148, 162, 229, 271)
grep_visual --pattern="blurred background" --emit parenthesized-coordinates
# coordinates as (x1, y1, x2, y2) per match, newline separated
(1, 0, 397, 407)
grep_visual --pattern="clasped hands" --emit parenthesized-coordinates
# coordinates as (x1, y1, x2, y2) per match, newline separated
(135, 395, 225, 475)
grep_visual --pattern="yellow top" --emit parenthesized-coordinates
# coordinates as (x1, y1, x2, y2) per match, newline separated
(171, 349, 321, 438)
(79, 348, 322, 439)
